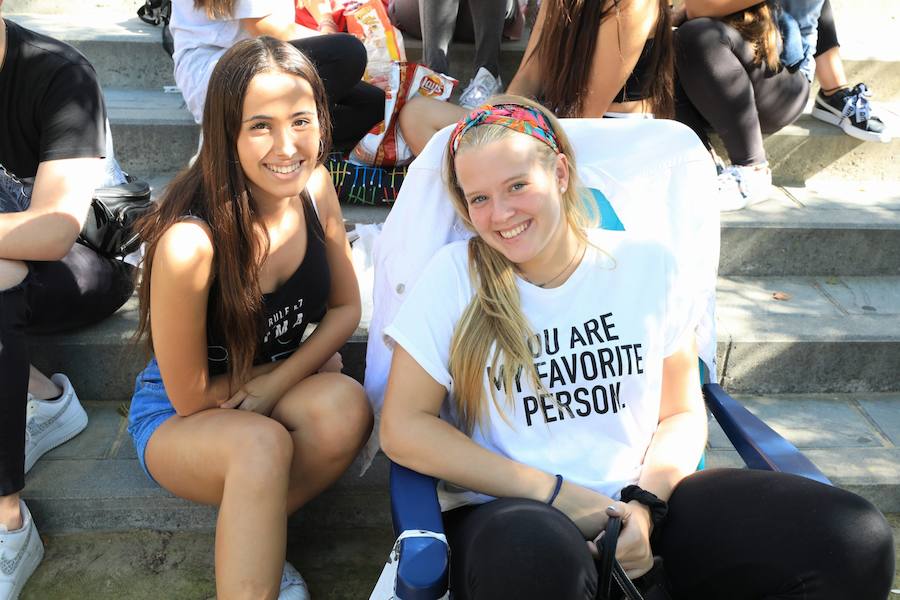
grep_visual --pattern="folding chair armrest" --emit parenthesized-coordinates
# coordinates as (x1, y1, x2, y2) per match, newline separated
(389, 461, 450, 600)
(702, 383, 832, 485)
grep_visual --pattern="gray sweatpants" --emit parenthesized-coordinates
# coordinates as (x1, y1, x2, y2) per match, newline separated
(389, 0, 516, 78)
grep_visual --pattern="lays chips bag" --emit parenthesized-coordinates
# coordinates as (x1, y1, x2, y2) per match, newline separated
(350, 62, 457, 167)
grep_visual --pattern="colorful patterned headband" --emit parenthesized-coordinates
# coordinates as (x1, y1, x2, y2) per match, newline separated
(448, 103, 560, 158)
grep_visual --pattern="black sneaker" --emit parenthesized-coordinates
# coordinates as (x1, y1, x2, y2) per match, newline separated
(811, 83, 892, 143)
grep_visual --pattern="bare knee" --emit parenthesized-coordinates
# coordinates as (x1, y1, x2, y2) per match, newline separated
(0, 259, 28, 291)
(299, 374, 372, 458)
(228, 418, 294, 482)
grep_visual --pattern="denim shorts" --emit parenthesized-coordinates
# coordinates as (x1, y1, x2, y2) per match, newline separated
(128, 358, 177, 485)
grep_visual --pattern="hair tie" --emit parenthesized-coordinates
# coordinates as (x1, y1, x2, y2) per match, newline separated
(448, 103, 560, 158)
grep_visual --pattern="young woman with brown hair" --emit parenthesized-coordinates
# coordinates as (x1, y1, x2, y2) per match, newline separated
(397, 0, 673, 155)
(674, 0, 826, 210)
(379, 97, 893, 599)
(127, 37, 372, 599)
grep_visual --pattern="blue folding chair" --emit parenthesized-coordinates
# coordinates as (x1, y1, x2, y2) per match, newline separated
(366, 118, 831, 599)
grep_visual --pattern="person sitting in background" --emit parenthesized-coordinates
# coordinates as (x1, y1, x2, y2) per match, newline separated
(128, 37, 372, 599)
(171, 0, 384, 150)
(809, 0, 891, 142)
(0, 5, 135, 598)
(379, 97, 895, 600)
(397, 0, 673, 156)
(673, 0, 887, 211)
(389, 0, 522, 108)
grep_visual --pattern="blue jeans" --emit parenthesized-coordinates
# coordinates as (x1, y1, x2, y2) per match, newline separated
(127, 358, 177, 484)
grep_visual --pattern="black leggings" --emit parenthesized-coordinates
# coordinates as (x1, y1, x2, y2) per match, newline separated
(289, 34, 385, 152)
(443, 469, 895, 600)
(0, 244, 134, 496)
(673, 0, 841, 166)
(674, 17, 810, 166)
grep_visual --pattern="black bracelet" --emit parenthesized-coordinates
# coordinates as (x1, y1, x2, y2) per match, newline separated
(619, 484, 668, 528)
(547, 474, 564, 505)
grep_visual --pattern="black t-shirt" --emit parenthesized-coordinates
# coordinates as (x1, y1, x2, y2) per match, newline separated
(0, 19, 106, 179)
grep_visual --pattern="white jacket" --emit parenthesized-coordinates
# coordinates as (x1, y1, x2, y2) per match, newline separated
(362, 118, 719, 463)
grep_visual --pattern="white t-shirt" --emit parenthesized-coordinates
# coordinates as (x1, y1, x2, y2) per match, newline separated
(171, 0, 279, 123)
(384, 228, 696, 510)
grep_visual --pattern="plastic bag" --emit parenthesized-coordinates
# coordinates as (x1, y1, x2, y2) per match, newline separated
(344, 0, 405, 90)
(350, 62, 457, 167)
(296, 0, 404, 90)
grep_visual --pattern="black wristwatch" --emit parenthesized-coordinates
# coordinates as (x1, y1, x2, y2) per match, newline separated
(620, 485, 668, 529)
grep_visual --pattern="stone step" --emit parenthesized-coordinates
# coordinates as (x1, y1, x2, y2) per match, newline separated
(9, 13, 900, 184)
(31, 274, 900, 404)
(22, 401, 393, 533)
(21, 396, 900, 539)
(5, 13, 177, 90)
(6, 8, 900, 95)
(706, 391, 900, 512)
(20, 527, 395, 600)
(718, 107, 900, 187)
(107, 88, 900, 187)
(722, 182, 900, 276)
(716, 275, 900, 394)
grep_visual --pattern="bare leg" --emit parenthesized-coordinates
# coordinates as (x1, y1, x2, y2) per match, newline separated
(268, 372, 372, 512)
(815, 46, 848, 94)
(399, 96, 469, 156)
(145, 410, 294, 600)
(0, 494, 21, 530)
(28, 365, 62, 401)
(143, 374, 371, 599)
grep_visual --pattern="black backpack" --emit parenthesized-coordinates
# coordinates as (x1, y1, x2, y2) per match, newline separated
(137, 0, 174, 58)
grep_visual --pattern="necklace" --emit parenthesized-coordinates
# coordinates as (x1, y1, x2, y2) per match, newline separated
(523, 242, 586, 288)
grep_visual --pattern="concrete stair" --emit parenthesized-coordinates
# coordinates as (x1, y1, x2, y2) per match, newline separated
(3, 2, 899, 593)
(6, 4, 900, 184)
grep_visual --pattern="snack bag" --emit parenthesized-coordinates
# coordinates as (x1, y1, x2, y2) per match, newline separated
(343, 0, 405, 90)
(350, 62, 457, 167)
(296, 0, 404, 91)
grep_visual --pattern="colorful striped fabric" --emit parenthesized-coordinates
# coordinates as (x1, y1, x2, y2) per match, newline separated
(449, 103, 561, 158)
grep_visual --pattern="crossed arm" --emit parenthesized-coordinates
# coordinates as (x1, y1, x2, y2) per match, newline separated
(151, 165, 360, 416)
(0, 157, 102, 261)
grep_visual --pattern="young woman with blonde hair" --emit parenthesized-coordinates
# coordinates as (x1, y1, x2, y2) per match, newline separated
(128, 37, 372, 599)
(380, 96, 893, 599)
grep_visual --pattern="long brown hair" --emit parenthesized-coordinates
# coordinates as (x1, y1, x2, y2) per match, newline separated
(194, 0, 235, 20)
(444, 96, 600, 434)
(530, 0, 674, 118)
(722, 2, 781, 71)
(134, 36, 332, 385)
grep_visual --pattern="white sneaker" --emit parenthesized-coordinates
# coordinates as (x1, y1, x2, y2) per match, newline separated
(459, 67, 502, 109)
(0, 502, 44, 600)
(278, 561, 310, 600)
(24, 374, 89, 474)
(717, 163, 772, 212)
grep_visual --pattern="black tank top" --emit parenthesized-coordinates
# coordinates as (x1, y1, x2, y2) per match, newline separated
(205, 193, 330, 376)
(612, 38, 655, 104)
